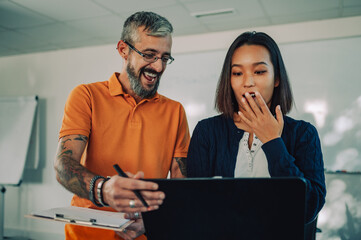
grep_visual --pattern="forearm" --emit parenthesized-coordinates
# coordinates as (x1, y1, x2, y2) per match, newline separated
(54, 154, 95, 199)
(54, 134, 94, 199)
(262, 137, 326, 222)
(170, 157, 187, 178)
(262, 138, 305, 177)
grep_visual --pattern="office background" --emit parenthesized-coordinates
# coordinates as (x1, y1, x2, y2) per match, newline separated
(1, 0, 361, 239)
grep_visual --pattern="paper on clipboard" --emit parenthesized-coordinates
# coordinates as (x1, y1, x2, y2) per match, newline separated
(26, 206, 134, 231)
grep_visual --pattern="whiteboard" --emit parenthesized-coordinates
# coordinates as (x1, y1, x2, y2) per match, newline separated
(159, 36, 361, 172)
(0, 96, 38, 185)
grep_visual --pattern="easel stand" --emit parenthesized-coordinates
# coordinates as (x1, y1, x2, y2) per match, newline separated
(0, 186, 5, 240)
(0, 186, 29, 240)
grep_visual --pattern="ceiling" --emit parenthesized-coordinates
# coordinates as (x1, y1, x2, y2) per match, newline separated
(1, 0, 361, 58)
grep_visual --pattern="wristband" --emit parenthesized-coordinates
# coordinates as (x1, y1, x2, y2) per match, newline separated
(97, 178, 110, 207)
(89, 175, 105, 207)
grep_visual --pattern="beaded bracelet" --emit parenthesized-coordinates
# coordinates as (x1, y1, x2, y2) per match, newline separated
(97, 178, 110, 207)
(89, 175, 105, 207)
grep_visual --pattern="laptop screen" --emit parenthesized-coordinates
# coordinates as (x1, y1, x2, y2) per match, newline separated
(142, 177, 306, 240)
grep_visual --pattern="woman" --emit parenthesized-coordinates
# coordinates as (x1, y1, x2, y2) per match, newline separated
(186, 31, 326, 224)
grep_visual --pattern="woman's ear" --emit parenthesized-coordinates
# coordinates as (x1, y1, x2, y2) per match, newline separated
(117, 40, 128, 60)
(274, 78, 280, 87)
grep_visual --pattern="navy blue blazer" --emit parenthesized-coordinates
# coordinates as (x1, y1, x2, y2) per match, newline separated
(187, 114, 326, 223)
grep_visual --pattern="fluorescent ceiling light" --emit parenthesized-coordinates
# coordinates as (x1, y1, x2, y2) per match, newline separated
(191, 8, 235, 18)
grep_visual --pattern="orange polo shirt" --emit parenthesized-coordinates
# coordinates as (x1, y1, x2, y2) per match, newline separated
(59, 72, 190, 240)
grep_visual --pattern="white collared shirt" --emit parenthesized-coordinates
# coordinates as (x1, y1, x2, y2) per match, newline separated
(234, 132, 271, 178)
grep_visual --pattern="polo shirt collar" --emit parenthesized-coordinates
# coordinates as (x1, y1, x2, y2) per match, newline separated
(109, 72, 160, 101)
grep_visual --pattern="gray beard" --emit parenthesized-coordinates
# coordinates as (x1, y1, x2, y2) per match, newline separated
(126, 63, 160, 99)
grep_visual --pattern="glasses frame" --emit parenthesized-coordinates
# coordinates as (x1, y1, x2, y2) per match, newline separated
(123, 40, 174, 65)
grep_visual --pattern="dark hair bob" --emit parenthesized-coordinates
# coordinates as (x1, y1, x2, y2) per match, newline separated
(215, 31, 294, 118)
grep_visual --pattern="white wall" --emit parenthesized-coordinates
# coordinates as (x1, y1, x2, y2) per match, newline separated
(1, 16, 361, 239)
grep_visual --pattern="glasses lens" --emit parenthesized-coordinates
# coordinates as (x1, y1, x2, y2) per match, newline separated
(142, 53, 156, 62)
(141, 53, 174, 64)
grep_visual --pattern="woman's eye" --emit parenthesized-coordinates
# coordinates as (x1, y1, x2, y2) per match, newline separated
(255, 70, 267, 74)
(232, 72, 242, 76)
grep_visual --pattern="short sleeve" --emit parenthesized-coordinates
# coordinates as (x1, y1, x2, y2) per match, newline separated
(59, 84, 92, 139)
(172, 104, 190, 158)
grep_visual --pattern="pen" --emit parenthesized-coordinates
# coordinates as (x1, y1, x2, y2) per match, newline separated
(113, 164, 150, 209)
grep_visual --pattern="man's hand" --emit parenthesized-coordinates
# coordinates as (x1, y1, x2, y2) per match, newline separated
(102, 171, 165, 212)
(115, 212, 145, 240)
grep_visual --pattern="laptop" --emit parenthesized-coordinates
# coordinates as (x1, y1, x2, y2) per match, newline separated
(142, 177, 306, 240)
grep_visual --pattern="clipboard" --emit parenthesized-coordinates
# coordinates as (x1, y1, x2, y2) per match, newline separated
(25, 206, 134, 231)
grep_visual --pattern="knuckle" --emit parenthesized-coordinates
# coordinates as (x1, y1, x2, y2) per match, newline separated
(129, 179, 138, 189)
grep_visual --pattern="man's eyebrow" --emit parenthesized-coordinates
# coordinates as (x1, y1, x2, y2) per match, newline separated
(231, 61, 269, 68)
(142, 48, 171, 56)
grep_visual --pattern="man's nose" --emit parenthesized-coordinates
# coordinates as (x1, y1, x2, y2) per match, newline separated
(150, 58, 165, 73)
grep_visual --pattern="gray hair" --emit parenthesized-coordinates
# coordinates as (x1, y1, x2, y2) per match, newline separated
(121, 11, 173, 44)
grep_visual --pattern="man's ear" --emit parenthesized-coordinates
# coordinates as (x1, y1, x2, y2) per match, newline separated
(117, 40, 128, 60)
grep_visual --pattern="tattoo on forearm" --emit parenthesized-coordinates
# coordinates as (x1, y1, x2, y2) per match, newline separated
(175, 157, 187, 177)
(55, 135, 90, 199)
(60, 139, 71, 150)
(57, 149, 72, 158)
(74, 135, 88, 142)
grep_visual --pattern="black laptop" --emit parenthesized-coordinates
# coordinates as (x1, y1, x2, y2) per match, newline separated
(142, 177, 306, 240)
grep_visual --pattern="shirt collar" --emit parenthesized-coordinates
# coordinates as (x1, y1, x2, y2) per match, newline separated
(108, 72, 160, 102)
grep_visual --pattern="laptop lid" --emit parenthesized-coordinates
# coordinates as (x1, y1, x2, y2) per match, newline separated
(142, 177, 306, 240)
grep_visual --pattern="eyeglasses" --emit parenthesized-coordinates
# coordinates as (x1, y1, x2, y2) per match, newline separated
(123, 40, 174, 65)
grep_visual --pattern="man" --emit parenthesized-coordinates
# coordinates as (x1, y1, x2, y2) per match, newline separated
(54, 11, 189, 240)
